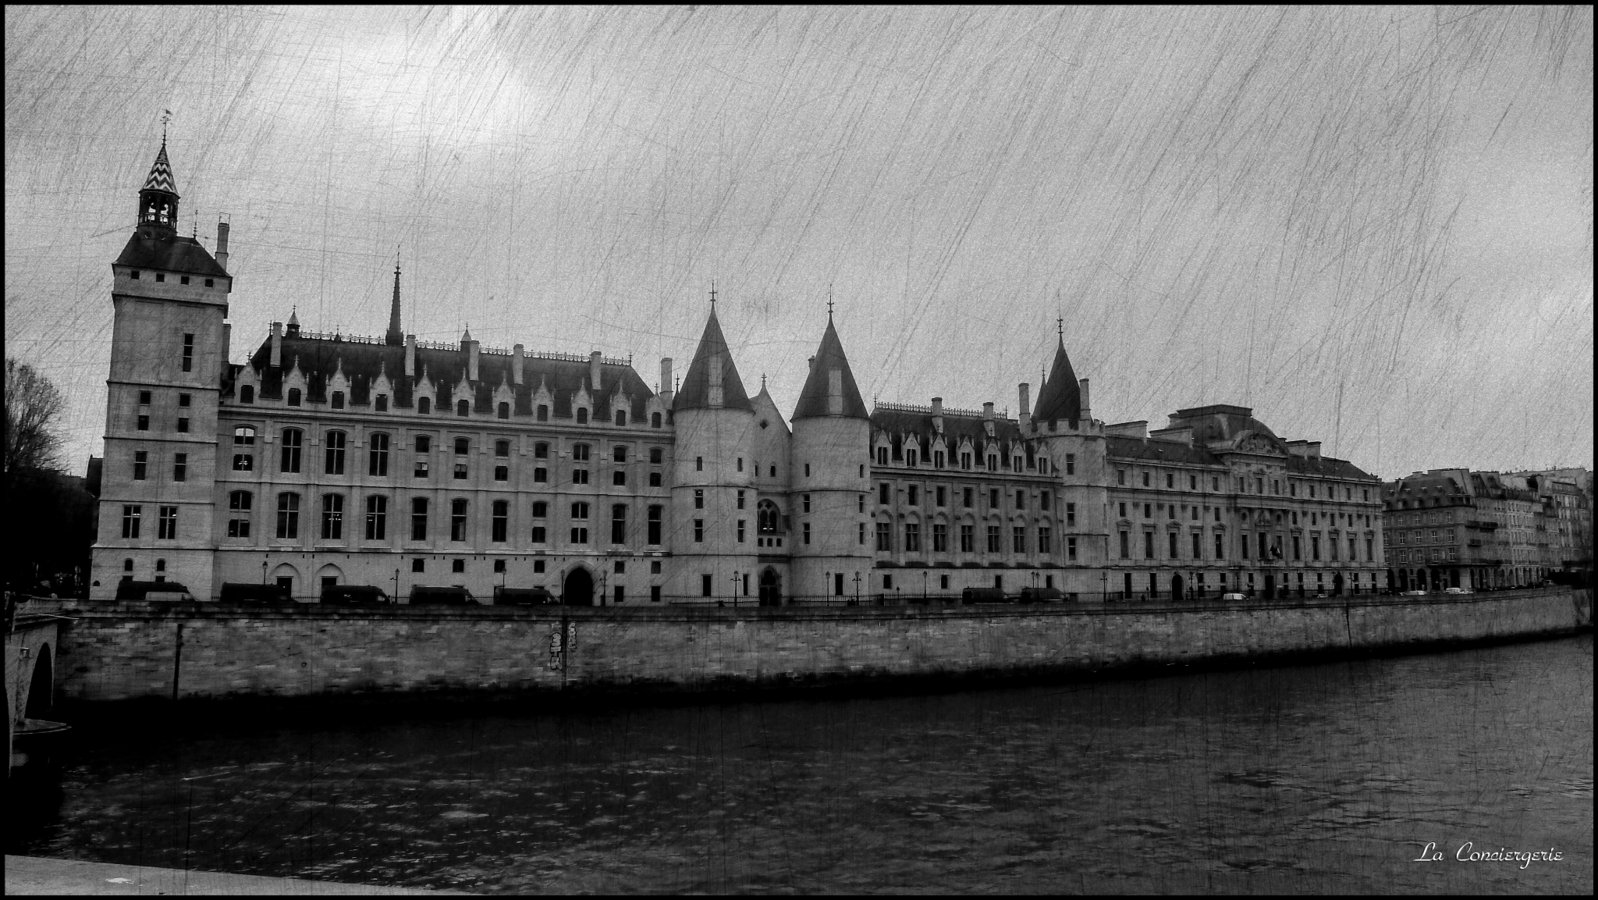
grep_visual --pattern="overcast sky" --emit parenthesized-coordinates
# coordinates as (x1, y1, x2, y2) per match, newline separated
(5, 6, 1592, 481)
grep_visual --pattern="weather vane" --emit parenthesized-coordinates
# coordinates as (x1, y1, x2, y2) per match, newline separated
(161, 109, 172, 143)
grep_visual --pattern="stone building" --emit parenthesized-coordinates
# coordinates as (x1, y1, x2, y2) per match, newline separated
(1380, 467, 1587, 590)
(90, 139, 1385, 604)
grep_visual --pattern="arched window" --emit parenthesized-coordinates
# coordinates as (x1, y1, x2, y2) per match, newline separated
(375, 394, 388, 412)
(615, 409, 626, 426)
(497, 401, 510, 420)
(280, 428, 304, 473)
(368, 433, 390, 476)
(537, 404, 549, 421)
(456, 399, 470, 417)
(758, 499, 784, 534)
(239, 385, 255, 404)
(287, 387, 302, 407)
(232, 426, 256, 471)
(577, 407, 589, 424)
(324, 430, 347, 475)
(331, 391, 345, 409)
(651, 412, 662, 428)
(418, 396, 431, 415)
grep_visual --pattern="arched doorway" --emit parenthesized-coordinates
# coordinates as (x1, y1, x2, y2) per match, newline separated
(759, 568, 781, 607)
(1332, 572, 1345, 596)
(1170, 574, 1184, 603)
(563, 567, 594, 607)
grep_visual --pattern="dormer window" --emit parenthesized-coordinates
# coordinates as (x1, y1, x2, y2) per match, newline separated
(577, 408, 589, 425)
(456, 400, 470, 417)
(331, 391, 345, 409)
(287, 388, 302, 407)
(375, 395, 388, 412)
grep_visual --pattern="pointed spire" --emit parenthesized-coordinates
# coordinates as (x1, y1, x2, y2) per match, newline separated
(792, 312, 868, 420)
(673, 305, 751, 412)
(1032, 329, 1081, 424)
(385, 257, 404, 346)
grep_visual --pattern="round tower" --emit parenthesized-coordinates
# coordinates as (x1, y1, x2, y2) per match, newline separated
(668, 302, 759, 604)
(789, 310, 872, 604)
(1030, 325, 1109, 598)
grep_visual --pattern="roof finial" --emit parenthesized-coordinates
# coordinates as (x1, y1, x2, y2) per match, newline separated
(709, 280, 717, 309)
(827, 284, 834, 320)
(1057, 316, 1064, 340)
(762, 373, 767, 390)
(161, 109, 171, 145)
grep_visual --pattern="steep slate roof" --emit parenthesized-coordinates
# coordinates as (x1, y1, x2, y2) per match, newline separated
(673, 308, 752, 412)
(869, 407, 1025, 458)
(1170, 404, 1279, 443)
(792, 316, 868, 420)
(1105, 434, 1377, 480)
(234, 332, 656, 421)
(114, 232, 229, 277)
(1032, 338, 1081, 423)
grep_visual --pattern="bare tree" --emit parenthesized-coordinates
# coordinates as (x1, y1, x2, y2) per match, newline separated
(4, 357, 66, 485)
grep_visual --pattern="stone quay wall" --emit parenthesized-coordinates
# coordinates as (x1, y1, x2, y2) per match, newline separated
(37, 589, 1591, 703)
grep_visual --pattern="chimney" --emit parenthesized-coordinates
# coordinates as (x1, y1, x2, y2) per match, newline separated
(931, 397, 944, 433)
(405, 333, 416, 378)
(215, 218, 230, 272)
(1079, 378, 1091, 422)
(512, 344, 524, 385)
(982, 401, 995, 420)
(1307, 441, 1321, 459)
(827, 368, 843, 415)
(589, 351, 602, 394)
(269, 321, 282, 368)
(1018, 383, 1031, 431)
(659, 358, 673, 406)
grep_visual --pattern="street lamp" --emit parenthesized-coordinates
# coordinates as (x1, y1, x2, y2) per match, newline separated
(261, 558, 268, 585)
(852, 572, 861, 606)
(394, 568, 400, 603)
(730, 571, 740, 609)
(922, 570, 928, 603)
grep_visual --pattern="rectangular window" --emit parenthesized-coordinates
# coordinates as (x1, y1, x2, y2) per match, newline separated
(987, 525, 1001, 553)
(1192, 532, 1201, 558)
(960, 524, 974, 553)
(366, 495, 388, 541)
(693, 519, 704, 542)
(989, 489, 999, 509)
(612, 504, 627, 544)
(280, 429, 303, 473)
(176, 416, 189, 433)
(1067, 536, 1077, 561)
(1169, 531, 1178, 558)
(121, 504, 141, 538)
(1119, 531, 1129, 558)
(1144, 531, 1154, 559)
(1038, 526, 1051, 555)
(1065, 454, 1075, 475)
(227, 492, 252, 538)
(137, 414, 149, 431)
(451, 499, 468, 542)
(1215, 532, 1224, 559)
(933, 523, 948, 552)
(907, 487, 917, 506)
(905, 523, 920, 553)
(411, 498, 428, 540)
(936, 486, 946, 507)
(492, 500, 509, 543)
(181, 333, 194, 372)
(876, 522, 892, 551)
(701, 574, 713, 597)
(801, 521, 810, 545)
(1066, 502, 1076, 526)
(1013, 525, 1025, 554)
(648, 506, 662, 545)
(158, 505, 177, 540)
(276, 493, 300, 539)
(172, 452, 186, 482)
(324, 432, 346, 475)
(878, 483, 890, 505)
(321, 494, 344, 541)
(368, 434, 390, 476)
(133, 450, 148, 480)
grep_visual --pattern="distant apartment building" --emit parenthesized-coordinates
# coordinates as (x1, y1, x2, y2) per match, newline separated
(1382, 467, 1592, 591)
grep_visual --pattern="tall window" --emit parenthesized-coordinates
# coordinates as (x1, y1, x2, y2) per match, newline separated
(451, 499, 468, 541)
(232, 426, 255, 471)
(158, 506, 177, 539)
(611, 504, 627, 544)
(491, 500, 508, 542)
(1013, 525, 1025, 554)
(365, 495, 387, 540)
(571, 502, 590, 544)
(456, 399, 470, 417)
(181, 333, 194, 372)
(904, 523, 921, 553)
(648, 506, 662, 544)
(288, 388, 302, 407)
(933, 522, 948, 553)
(228, 491, 252, 538)
(280, 428, 303, 473)
(276, 493, 300, 539)
(418, 396, 431, 415)
(321, 494, 344, 540)
(411, 498, 428, 540)
(368, 433, 390, 476)
(876, 522, 891, 551)
(173, 452, 187, 482)
(960, 524, 974, 553)
(1038, 526, 1051, 555)
(987, 525, 1001, 553)
(121, 504, 142, 539)
(324, 430, 347, 475)
(133, 450, 148, 480)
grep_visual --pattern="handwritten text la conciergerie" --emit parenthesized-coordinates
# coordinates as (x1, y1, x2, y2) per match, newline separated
(1413, 842, 1563, 869)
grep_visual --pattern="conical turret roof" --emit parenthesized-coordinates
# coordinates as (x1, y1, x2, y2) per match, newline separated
(673, 308, 751, 411)
(1032, 337, 1081, 423)
(142, 142, 178, 195)
(792, 315, 868, 420)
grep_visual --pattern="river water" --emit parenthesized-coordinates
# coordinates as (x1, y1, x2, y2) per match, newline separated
(9, 635, 1592, 894)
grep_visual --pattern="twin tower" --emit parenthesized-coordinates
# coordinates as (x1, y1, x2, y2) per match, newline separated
(667, 302, 871, 604)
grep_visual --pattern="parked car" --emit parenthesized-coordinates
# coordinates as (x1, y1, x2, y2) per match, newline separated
(1219, 592, 1247, 601)
(1017, 586, 1065, 603)
(1442, 587, 1473, 595)
(1400, 589, 1428, 596)
(493, 587, 558, 606)
(408, 585, 479, 606)
(960, 587, 1008, 604)
(114, 579, 195, 603)
(219, 582, 296, 606)
(321, 585, 393, 606)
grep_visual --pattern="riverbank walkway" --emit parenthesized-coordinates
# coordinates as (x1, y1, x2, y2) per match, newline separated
(3, 856, 470, 895)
